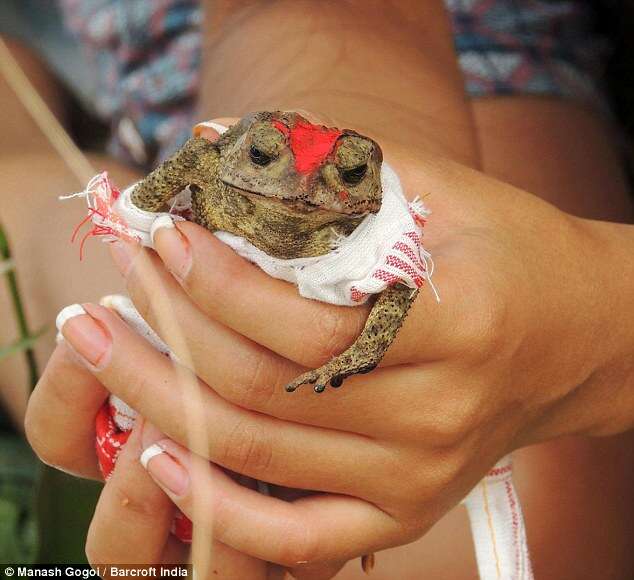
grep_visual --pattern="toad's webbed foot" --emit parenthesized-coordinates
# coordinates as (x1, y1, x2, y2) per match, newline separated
(285, 358, 379, 394)
(285, 284, 418, 393)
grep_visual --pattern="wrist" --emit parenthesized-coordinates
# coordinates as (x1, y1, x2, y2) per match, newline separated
(558, 217, 634, 437)
(581, 218, 634, 435)
(519, 215, 634, 445)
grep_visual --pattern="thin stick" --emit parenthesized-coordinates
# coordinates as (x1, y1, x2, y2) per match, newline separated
(0, 38, 95, 184)
(0, 224, 39, 389)
(0, 39, 97, 387)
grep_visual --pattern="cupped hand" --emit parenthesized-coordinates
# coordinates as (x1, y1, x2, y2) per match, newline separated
(24, 343, 270, 579)
(27, 118, 626, 573)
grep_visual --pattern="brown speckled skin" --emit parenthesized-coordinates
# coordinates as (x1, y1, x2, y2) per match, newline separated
(131, 111, 418, 393)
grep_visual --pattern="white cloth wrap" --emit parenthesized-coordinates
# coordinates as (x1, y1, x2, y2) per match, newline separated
(463, 456, 534, 580)
(103, 160, 433, 307)
(59, 122, 531, 580)
(213, 162, 432, 306)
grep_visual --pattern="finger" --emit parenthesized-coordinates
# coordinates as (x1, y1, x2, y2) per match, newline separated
(140, 422, 269, 578)
(58, 303, 396, 498)
(123, 222, 367, 370)
(148, 220, 460, 368)
(106, 244, 460, 441)
(140, 437, 403, 568)
(25, 341, 107, 479)
(193, 121, 224, 141)
(89, 420, 266, 577)
(86, 419, 176, 566)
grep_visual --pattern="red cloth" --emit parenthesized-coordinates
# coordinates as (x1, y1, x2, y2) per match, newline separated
(95, 401, 193, 543)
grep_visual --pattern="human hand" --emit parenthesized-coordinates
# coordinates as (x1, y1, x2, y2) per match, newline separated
(27, 119, 634, 574)
(24, 343, 270, 578)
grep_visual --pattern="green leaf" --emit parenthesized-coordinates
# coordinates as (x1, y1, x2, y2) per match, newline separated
(0, 327, 47, 361)
(0, 222, 40, 388)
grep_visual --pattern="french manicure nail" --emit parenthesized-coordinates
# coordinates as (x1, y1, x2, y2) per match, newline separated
(56, 304, 111, 368)
(109, 239, 139, 277)
(193, 121, 227, 138)
(141, 441, 190, 496)
(150, 216, 192, 281)
(140, 443, 165, 469)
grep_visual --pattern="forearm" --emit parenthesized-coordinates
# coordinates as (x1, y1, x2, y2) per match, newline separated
(577, 218, 634, 435)
(518, 216, 634, 442)
(200, 0, 479, 166)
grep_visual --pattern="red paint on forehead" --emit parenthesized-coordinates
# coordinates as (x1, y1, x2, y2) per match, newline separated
(273, 119, 342, 174)
(272, 120, 290, 138)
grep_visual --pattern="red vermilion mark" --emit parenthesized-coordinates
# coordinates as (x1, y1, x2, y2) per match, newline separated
(273, 119, 342, 174)
(338, 190, 349, 201)
(272, 120, 290, 138)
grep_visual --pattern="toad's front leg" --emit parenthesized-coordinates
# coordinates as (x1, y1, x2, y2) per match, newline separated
(131, 136, 217, 211)
(286, 284, 419, 393)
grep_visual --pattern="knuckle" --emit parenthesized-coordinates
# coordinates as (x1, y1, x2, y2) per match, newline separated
(84, 533, 102, 567)
(308, 307, 360, 365)
(127, 284, 152, 327)
(432, 398, 480, 447)
(85, 518, 123, 568)
(220, 419, 274, 476)
(25, 404, 97, 476)
(117, 379, 142, 414)
(412, 450, 468, 503)
(233, 351, 281, 410)
(117, 373, 154, 415)
(411, 389, 484, 450)
(85, 518, 110, 567)
(206, 251, 250, 300)
(25, 430, 58, 468)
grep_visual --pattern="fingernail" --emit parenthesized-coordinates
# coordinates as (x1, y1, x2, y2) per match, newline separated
(56, 304, 111, 368)
(193, 121, 227, 139)
(150, 216, 192, 281)
(141, 420, 166, 449)
(110, 239, 140, 277)
(141, 441, 190, 497)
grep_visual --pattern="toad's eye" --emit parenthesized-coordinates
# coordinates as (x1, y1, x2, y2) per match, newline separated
(249, 146, 272, 166)
(340, 164, 367, 185)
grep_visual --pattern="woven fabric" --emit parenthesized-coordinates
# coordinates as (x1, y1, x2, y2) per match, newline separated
(447, 0, 608, 106)
(69, 158, 436, 307)
(463, 456, 533, 579)
(212, 162, 433, 306)
(55, 0, 609, 168)
(58, 0, 200, 168)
